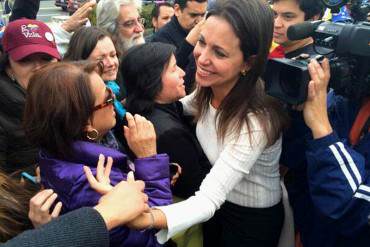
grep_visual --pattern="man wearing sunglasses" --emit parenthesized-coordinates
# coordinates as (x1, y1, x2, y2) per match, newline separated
(151, 0, 207, 94)
(97, 0, 145, 55)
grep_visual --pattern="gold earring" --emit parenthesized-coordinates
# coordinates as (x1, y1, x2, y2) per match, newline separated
(241, 70, 247, 76)
(86, 129, 99, 141)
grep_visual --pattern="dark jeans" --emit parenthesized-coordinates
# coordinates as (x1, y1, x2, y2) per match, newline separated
(203, 200, 284, 247)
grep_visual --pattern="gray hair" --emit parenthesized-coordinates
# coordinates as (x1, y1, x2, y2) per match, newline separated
(97, 0, 142, 35)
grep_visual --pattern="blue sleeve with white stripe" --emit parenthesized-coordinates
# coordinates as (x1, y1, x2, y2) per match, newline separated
(306, 132, 370, 234)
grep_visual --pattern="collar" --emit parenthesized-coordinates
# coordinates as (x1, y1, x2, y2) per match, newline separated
(172, 16, 189, 36)
(40, 141, 127, 169)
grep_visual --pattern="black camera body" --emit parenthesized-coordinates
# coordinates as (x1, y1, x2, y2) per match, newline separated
(265, 0, 370, 105)
(265, 56, 316, 105)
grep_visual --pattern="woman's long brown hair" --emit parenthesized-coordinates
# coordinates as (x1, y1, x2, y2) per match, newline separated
(0, 171, 34, 242)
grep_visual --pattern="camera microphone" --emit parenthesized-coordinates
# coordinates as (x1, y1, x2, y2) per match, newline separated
(287, 20, 323, 40)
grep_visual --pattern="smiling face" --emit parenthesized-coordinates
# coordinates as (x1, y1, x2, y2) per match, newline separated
(88, 36, 119, 81)
(155, 54, 186, 104)
(87, 72, 116, 138)
(88, 37, 119, 81)
(193, 16, 247, 98)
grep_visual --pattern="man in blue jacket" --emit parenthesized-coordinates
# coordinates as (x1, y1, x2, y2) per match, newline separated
(281, 55, 370, 246)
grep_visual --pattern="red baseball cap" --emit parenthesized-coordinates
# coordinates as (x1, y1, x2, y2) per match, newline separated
(2, 19, 60, 61)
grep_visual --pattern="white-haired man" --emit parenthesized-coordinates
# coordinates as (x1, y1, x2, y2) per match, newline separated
(97, 0, 145, 54)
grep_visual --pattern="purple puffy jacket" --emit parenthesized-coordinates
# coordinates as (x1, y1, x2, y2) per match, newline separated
(39, 141, 172, 247)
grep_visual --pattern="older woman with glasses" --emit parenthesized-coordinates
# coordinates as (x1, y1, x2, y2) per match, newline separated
(23, 61, 172, 247)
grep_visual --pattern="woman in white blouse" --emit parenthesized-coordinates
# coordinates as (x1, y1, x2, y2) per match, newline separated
(106, 0, 288, 246)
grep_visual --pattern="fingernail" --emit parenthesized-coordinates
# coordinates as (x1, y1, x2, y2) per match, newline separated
(127, 171, 135, 179)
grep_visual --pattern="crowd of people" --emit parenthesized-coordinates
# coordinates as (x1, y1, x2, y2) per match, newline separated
(0, 0, 369, 246)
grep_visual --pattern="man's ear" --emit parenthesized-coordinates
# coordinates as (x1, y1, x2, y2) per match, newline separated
(174, 4, 182, 17)
(152, 17, 158, 30)
(311, 14, 321, 21)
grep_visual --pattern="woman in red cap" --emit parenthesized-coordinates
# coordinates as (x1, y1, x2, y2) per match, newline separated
(0, 18, 60, 176)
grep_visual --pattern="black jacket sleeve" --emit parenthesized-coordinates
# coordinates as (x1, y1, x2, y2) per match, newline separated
(2, 207, 110, 247)
(157, 128, 211, 198)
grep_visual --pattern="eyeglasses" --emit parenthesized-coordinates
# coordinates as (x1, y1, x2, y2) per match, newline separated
(118, 17, 145, 29)
(93, 87, 114, 111)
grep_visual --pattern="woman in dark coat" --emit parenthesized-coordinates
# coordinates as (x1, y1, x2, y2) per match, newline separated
(123, 42, 211, 199)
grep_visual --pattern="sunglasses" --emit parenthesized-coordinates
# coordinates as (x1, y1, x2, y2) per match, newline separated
(93, 87, 114, 111)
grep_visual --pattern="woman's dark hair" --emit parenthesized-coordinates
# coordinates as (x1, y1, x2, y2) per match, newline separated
(122, 42, 176, 115)
(194, 0, 288, 145)
(24, 61, 103, 158)
(64, 27, 111, 61)
(0, 171, 34, 242)
(270, 0, 325, 20)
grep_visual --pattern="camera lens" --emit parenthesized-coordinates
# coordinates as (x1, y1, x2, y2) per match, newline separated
(279, 67, 302, 98)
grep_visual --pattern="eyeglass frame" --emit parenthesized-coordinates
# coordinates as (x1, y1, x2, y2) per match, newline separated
(93, 87, 115, 111)
(117, 17, 146, 29)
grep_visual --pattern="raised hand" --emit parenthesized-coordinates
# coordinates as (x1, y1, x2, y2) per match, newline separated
(93, 171, 150, 230)
(186, 19, 206, 46)
(61, 0, 96, 33)
(84, 154, 114, 195)
(303, 58, 333, 139)
(124, 112, 157, 158)
(29, 189, 62, 228)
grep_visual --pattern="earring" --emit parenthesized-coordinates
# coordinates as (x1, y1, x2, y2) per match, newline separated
(241, 70, 247, 77)
(86, 129, 99, 141)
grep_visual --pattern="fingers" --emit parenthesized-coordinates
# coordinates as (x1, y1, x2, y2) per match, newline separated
(123, 125, 130, 140)
(104, 156, 113, 178)
(127, 171, 135, 183)
(307, 80, 316, 101)
(308, 59, 330, 90)
(84, 165, 98, 188)
(134, 114, 144, 133)
(135, 180, 145, 192)
(126, 112, 136, 131)
(322, 58, 330, 80)
(308, 59, 320, 83)
(51, 202, 63, 218)
(30, 189, 54, 209)
(76, 0, 95, 17)
(313, 60, 325, 82)
(143, 203, 150, 213)
(143, 193, 148, 203)
(77, 18, 89, 26)
(96, 154, 105, 181)
(40, 193, 58, 212)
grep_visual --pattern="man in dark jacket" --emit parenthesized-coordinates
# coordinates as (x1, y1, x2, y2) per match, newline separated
(151, 0, 207, 93)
